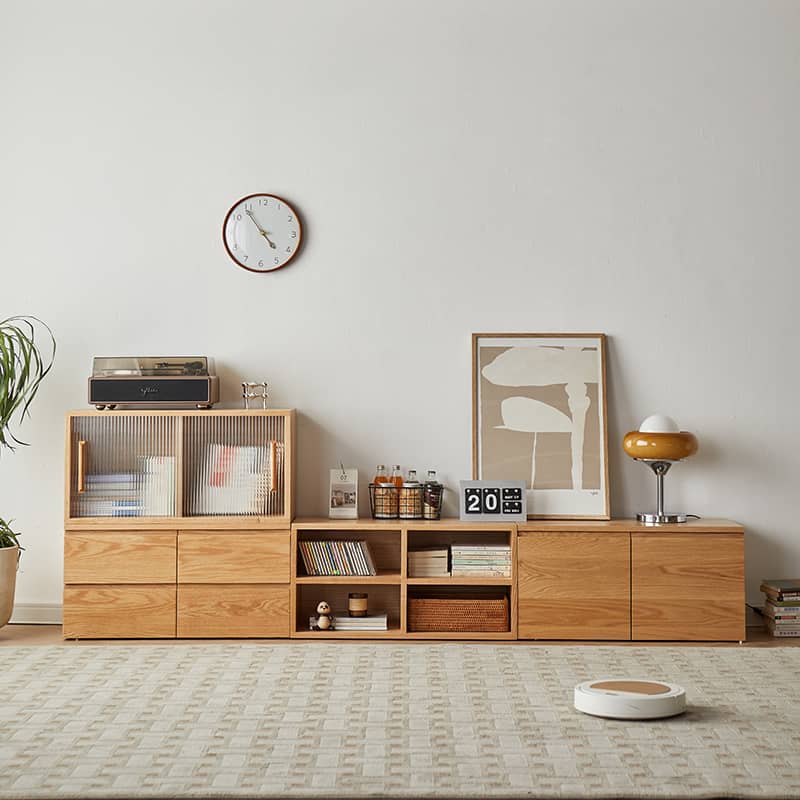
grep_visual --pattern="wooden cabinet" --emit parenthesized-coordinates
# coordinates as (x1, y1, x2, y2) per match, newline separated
(632, 532, 745, 641)
(517, 520, 745, 641)
(518, 531, 630, 639)
(63, 410, 295, 639)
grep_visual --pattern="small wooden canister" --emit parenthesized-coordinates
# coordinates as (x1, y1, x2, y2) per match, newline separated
(348, 592, 368, 617)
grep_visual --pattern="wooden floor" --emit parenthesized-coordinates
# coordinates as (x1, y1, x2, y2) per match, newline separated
(1, 624, 795, 647)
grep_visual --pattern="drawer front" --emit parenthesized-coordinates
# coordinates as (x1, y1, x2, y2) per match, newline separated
(177, 531, 290, 583)
(518, 531, 631, 640)
(632, 532, 745, 641)
(64, 532, 177, 584)
(63, 585, 176, 638)
(177, 584, 289, 638)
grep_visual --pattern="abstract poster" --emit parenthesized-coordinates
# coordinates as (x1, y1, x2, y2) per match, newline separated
(473, 334, 609, 519)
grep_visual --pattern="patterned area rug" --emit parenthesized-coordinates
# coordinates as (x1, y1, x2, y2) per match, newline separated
(1, 643, 799, 799)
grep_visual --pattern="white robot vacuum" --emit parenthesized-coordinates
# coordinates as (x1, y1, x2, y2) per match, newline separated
(574, 679, 687, 720)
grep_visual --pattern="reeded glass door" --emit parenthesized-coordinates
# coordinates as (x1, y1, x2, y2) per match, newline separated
(183, 414, 285, 517)
(69, 415, 178, 518)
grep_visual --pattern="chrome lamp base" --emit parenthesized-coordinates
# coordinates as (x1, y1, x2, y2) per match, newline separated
(637, 460, 688, 525)
(637, 511, 688, 525)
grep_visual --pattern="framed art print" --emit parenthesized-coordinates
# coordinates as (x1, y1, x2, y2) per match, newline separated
(472, 333, 609, 519)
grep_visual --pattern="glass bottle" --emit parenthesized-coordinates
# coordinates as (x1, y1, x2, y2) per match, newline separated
(423, 469, 442, 520)
(372, 464, 397, 519)
(399, 469, 422, 519)
(390, 465, 403, 489)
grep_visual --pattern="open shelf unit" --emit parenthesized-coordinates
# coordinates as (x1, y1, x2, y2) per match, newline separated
(291, 518, 517, 639)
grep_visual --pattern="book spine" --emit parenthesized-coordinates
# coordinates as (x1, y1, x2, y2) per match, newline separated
(349, 540, 366, 575)
(298, 542, 313, 576)
(311, 541, 329, 575)
(345, 541, 363, 576)
(321, 541, 336, 575)
(360, 540, 377, 576)
(336, 541, 351, 576)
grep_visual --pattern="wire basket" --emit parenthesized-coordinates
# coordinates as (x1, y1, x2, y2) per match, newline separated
(368, 484, 399, 519)
(422, 482, 444, 520)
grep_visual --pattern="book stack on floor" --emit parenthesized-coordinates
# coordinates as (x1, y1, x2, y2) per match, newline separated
(760, 579, 800, 637)
(308, 612, 388, 631)
(298, 539, 377, 576)
(451, 543, 512, 578)
(408, 547, 449, 577)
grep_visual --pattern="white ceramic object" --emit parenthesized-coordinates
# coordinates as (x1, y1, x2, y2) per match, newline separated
(639, 414, 680, 434)
(574, 679, 687, 720)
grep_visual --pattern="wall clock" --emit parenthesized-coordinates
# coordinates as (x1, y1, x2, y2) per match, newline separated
(222, 193, 303, 273)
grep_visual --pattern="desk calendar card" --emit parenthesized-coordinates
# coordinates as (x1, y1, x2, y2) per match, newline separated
(329, 468, 358, 519)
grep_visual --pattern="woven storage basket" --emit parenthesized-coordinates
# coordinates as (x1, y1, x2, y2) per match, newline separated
(408, 592, 509, 633)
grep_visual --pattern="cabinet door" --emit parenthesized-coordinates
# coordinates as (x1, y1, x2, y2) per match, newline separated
(67, 415, 179, 520)
(65, 532, 176, 583)
(177, 584, 290, 637)
(177, 531, 290, 583)
(632, 533, 744, 641)
(63, 585, 176, 638)
(518, 532, 630, 639)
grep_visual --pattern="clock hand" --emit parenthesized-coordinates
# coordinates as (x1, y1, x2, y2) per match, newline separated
(245, 209, 277, 249)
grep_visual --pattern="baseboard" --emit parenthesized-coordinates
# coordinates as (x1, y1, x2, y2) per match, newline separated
(9, 603, 63, 625)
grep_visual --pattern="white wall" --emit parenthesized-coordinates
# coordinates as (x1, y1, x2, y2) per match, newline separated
(1, 0, 798, 611)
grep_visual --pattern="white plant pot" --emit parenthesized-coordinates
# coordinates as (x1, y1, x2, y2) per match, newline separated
(0, 545, 19, 628)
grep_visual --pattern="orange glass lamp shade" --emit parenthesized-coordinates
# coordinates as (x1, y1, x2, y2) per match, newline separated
(623, 415, 698, 524)
(623, 431, 698, 462)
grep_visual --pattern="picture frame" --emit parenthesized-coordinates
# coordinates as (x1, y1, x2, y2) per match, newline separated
(472, 333, 609, 519)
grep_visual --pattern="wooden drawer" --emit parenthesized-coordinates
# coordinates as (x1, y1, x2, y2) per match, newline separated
(632, 532, 745, 641)
(64, 532, 177, 584)
(177, 531, 289, 583)
(518, 531, 630, 640)
(63, 585, 176, 638)
(177, 584, 289, 637)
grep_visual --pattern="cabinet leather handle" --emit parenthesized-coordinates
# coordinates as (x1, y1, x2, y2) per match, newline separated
(77, 440, 87, 494)
(269, 440, 277, 492)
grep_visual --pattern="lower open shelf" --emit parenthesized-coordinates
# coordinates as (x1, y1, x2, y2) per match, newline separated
(292, 583, 514, 639)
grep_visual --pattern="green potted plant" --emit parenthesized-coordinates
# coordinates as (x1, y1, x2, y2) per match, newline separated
(0, 316, 55, 628)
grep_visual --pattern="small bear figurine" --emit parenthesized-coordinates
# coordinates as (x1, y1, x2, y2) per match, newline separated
(315, 600, 333, 630)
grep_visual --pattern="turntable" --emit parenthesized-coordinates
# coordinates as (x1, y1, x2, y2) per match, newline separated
(89, 357, 219, 409)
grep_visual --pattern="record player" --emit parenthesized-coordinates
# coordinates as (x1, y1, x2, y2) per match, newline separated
(89, 357, 219, 409)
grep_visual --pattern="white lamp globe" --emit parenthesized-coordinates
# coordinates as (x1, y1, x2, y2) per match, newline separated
(639, 414, 680, 434)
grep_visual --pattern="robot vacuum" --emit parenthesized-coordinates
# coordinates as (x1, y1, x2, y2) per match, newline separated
(574, 679, 687, 720)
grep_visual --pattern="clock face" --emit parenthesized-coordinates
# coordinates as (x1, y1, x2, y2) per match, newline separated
(222, 194, 303, 273)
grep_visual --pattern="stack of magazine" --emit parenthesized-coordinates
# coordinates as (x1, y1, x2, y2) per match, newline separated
(191, 444, 271, 516)
(451, 543, 512, 577)
(761, 578, 800, 637)
(408, 547, 449, 577)
(78, 456, 175, 517)
(309, 612, 388, 631)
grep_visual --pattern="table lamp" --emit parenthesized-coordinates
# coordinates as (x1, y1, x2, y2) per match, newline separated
(623, 414, 698, 524)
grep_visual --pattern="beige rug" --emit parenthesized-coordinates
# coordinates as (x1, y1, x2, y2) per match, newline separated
(1, 643, 798, 799)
